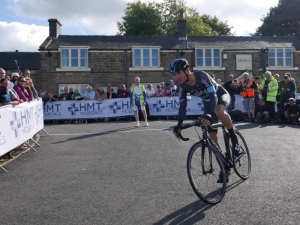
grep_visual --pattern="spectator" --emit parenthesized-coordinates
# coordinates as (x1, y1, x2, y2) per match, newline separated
(0, 78, 20, 106)
(47, 92, 59, 102)
(26, 78, 38, 99)
(273, 74, 281, 110)
(254, 76, 262, 116)
(117, 84, 128, 98)
(285, 73, 296, 98)
(66, 87, 74, 100)
(130, 77, 148, 127)
(41, 92, 48, 105)
(210, 74, 215, 80)
(255, 97, 270, 124)
(71, 89, 83, 100)
(217, 79, 222, 85)
(278, 75, 295, 110)
(22, 69, 31, 78)
(83, 86, 95, 100)
(155, 84, 165, 97)
(297, 81, 300, 93)
(258, 68, 266, 81)
(107, 83, 112, 90)
(59, 87, 69, 100)
(160, 82, 168, 96)
(274, 98, 299, 125)
(239, 72, 257, 122)
(107, 88, 117, 99)
(168, 80, 177, 96)
(13, 76, 33, 102)
(0, 68, 5, 79)
(223, 74, 237, 112)
(10, 72, 19, 84)
(145, 83, 156, 98)
(95, 87, 106, 100)
(127, 84, 132, 94)
(259, 71, 278, 119)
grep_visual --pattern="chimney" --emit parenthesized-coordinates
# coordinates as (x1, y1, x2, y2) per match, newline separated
(48, 18, 62, 38)
(177, 9, 187, 40)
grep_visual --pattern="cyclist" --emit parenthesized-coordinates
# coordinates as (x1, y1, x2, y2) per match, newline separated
(170, 58, 240, 181)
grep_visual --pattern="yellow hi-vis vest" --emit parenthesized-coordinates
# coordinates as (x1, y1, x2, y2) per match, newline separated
(131, 85, 145, 105)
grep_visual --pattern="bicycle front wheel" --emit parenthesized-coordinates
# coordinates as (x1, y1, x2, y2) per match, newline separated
(232, 130, 251, 179)
(187, 141, 227, 204)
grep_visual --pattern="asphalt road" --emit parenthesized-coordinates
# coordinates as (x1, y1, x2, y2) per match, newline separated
(1, 120, 300, 225)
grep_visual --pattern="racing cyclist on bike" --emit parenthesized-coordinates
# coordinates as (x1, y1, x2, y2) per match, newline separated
(170, 58, 241, 181)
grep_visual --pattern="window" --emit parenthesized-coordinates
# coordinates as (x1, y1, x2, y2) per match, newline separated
(61, 48, 88, 68)
(196, 48, 221, 67)
(133, 48, 160, 67)
(268, 48, 292, 67)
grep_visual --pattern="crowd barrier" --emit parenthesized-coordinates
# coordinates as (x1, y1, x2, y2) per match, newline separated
(43, 96, 246, 120)
(0, 99, 44, 160)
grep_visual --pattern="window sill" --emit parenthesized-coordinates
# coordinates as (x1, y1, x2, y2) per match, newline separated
(266, 67, 298, 71)
(193, 67, 226, 71)
(129, 67, 164, 71)
(56, 68, 91, 72)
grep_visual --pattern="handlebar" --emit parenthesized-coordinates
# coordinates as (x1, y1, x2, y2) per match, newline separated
(175, 118, 223, 142)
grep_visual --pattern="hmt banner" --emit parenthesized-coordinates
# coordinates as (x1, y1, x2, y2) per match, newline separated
(0, 99, 44, 157)
(43, 96, 247, 120)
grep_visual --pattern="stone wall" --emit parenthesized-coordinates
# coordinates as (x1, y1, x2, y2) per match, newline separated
(34, 50, 300, 95)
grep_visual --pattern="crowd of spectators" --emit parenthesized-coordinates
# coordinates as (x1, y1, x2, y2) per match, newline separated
(222, 70, 300, 125)
(0, 68, 40, 159)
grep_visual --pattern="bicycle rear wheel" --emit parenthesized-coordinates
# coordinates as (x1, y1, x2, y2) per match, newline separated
(231, 130, 251, 179)
(187, 141, 227, 204)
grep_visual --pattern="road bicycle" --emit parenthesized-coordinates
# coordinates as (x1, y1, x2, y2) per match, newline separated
(177, 119, 251, 204)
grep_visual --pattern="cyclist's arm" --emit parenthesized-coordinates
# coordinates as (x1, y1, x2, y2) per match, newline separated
(201, 72, 218, 113)
(177, 88, 187, 127)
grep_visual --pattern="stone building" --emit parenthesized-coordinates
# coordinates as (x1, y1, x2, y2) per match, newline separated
(37, 14, 300, 95)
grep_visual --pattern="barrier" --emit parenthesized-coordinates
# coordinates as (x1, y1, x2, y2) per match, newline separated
(0, 99, 44, 159)
(43, 96, 246, 120)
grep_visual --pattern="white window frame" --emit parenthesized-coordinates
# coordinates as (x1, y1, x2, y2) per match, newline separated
(56, 46, 91, 71)
(129, 46, 163, 71)
(193, 47, 225, 71)
(267, 48, 293, 68)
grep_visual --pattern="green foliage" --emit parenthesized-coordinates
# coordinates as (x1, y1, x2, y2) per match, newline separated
(252, 0, 300, 36)
(117, 1, 163, 36)
(117, 0, 233, 36)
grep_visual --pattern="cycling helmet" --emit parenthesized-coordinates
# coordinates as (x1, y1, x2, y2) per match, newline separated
(169, 58, 189, 74)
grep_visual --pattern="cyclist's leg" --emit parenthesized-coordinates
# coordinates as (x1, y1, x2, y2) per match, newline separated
(214, 87, 241, 156)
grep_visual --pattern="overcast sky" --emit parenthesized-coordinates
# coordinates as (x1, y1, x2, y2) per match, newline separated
(0, 0, 279, 52)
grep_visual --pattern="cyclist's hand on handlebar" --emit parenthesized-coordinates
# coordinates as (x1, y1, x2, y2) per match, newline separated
(173, 125, 181, 139)
(200, 114, 212, 127)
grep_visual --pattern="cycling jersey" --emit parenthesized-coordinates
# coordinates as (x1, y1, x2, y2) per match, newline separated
(177, 71, 230, 129)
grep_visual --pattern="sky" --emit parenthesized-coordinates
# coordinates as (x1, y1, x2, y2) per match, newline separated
(0, 0, 279, 52)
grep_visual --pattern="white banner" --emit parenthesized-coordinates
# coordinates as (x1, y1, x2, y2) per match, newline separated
(43, 96, 250, 120)
(0, 99, 44, 157)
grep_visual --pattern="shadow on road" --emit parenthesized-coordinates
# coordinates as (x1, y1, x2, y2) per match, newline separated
(153, 200, 214, 225)
(51, 127, 138, 144)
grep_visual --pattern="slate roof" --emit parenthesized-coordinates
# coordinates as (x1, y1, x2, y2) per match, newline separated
(0, 52, 41, 70)
(39, 35, 300, 51)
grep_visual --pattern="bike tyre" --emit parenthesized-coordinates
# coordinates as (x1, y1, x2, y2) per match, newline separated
(187, 141, 227, 204)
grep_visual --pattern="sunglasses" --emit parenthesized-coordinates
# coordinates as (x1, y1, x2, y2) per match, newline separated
(19, 80, 26, 82)
(229, 77, 233, 78)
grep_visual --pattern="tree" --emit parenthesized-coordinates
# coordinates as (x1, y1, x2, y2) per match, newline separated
(117, 0, 233, 36)
(117, 1, 163, 36)
(252, 0, 300, 36)
(201, 14, 234, 36)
